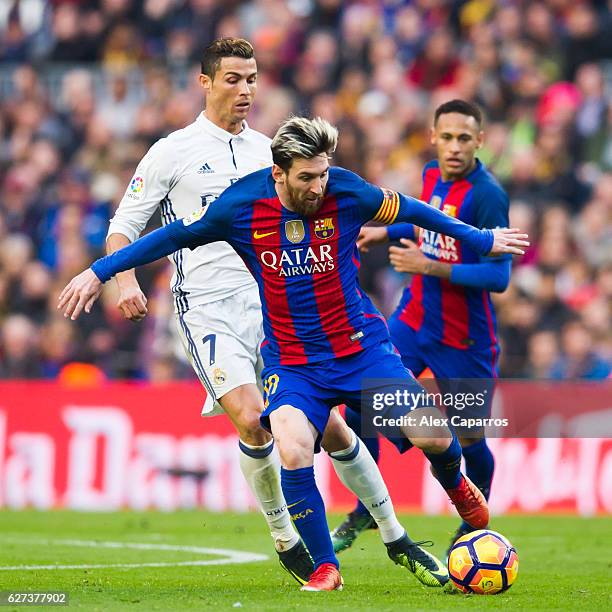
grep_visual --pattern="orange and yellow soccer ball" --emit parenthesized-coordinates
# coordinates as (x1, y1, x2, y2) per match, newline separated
(447, 529, 519, 594)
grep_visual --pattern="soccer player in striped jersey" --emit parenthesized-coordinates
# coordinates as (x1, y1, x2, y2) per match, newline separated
(103, 38, 454, 589)
(104, 37, 317, 582)
(334, 100, 511, 555)
(58, 116, 528, 591)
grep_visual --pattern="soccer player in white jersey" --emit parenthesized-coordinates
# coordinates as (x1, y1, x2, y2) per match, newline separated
(104, 38, 449, 589)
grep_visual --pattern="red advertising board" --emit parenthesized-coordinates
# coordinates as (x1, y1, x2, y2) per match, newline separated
(1, 382, 610, 514)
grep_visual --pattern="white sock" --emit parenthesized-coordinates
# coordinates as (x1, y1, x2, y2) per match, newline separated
(238, 439, 299, 552)
(329, 433, 405, 544)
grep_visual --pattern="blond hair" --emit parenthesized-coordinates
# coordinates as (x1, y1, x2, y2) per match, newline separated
(271, 116, 338, 171)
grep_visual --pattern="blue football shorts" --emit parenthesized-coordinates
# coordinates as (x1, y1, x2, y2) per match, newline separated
(260, 339, 434, 452)
(388, 314, 498, 419)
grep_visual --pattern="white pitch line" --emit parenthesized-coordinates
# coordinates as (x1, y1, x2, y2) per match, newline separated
(0, 538, 268, 571)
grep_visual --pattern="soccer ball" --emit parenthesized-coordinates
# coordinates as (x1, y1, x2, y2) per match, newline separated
(447, 529, 519, 594)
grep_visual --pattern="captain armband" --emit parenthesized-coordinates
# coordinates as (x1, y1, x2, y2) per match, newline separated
(372, 188, 400, 225)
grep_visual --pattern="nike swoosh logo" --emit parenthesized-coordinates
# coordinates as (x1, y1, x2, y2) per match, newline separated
(286, 498, 305, 509)
(253, 230, 276, 239)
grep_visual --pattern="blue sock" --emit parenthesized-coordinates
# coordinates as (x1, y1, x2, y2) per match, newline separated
(345, 406, 379, 517)
(460, 438, 495, 530)
(281, 466, 338, 569)
(425, 434, 462, 490)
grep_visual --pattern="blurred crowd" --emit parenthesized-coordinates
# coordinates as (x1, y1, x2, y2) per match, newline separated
(0, 0, 610, 382)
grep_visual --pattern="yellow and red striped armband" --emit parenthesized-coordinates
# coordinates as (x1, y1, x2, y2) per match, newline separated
(372, 188, 400, 225)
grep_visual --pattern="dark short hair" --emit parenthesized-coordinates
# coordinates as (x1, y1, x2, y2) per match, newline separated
(434, 99, 483, 127)
(201, 38, 254, 79)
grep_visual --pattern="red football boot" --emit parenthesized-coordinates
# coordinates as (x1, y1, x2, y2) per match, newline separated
(300, 562, 344, 592)
(445, 474, 489, 529)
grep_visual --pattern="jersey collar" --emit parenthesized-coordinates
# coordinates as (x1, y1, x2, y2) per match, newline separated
(468, 158, 484, 179)
(196, 112, 251, 143)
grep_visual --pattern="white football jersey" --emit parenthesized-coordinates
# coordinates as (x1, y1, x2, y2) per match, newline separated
(108, 113, 272, 311)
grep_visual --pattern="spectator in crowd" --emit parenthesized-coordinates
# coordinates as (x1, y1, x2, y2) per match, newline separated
(550, 320, 611, 379)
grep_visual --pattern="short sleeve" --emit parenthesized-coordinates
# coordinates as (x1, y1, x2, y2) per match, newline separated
(108, 138, 177, 242)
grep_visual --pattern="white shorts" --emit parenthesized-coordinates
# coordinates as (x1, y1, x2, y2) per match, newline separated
(175, 287, 264, 416)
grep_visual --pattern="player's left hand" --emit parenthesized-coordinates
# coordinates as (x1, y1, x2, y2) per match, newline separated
(389, 239, 430, 274)
(489, 228, 529, 255)
(57, 268, 103, 321)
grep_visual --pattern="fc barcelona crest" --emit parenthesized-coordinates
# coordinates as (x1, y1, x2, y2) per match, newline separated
(314, 217, 335, 240)
(442, 203, 457, 217)
(285, 220, 305, 243)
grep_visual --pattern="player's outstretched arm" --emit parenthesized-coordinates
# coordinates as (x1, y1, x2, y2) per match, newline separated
(57, 206, 229, 320)
(350, 171, 527, 257)
(58, 223, 185, 320)
(396, 193, 528, 256)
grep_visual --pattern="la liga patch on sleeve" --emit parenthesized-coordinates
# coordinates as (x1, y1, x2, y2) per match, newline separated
(127, 176, 145, 200)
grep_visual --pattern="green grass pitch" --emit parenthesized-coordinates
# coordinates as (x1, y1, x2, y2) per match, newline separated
(0, 511, 610, 610)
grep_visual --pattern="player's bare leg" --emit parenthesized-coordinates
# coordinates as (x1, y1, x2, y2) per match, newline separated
(270, 405, 343, 592)
(219, 384, 313, 584)
(322, 410, 448, 587)
(402, 408, 489, 530)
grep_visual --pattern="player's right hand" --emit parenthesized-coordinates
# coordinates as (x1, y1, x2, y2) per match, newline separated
(356, 226, 388, 252)
(57, 268, 103, 321)
(116, 279, 148, 321)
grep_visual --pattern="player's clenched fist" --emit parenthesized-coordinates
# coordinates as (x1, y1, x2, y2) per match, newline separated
(356, 226, 388, 252)
(115, 277, 148, 321)
(489, 228, 529, 255)
(57, 268, 103, 321)
(389, 239, 429, 274)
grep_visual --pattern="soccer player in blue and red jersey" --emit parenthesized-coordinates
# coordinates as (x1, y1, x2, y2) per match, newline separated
(334, 100, 511, 556)
(58, 116, 528, 592)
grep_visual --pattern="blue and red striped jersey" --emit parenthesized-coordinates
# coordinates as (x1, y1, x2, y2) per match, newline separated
(194, 168, 401, 366)
(397, 159, 510, 350)
(93, 166, 495, 366)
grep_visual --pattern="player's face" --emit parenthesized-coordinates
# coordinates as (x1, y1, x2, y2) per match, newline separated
(200, 57, 258, 130)
(275, 154, 330, 217)
(431, 112, 483, 181)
